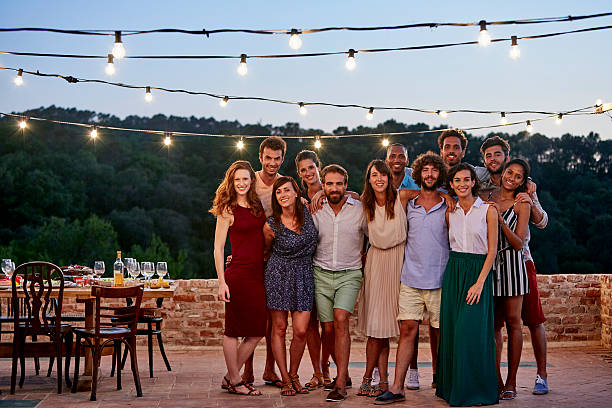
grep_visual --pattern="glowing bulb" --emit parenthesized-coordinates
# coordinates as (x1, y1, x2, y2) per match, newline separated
(556, 114, 563, 125)
(144, 86, 153, 102)
(596, 99, 603, 106)
(164, 135, 171, 146)
(345, 49, 356, 70)
(526, 120, 533, 134)
(14, 69, 24, 86)
(289, 29, 302, 50)
(237, 139, 244, 149)
(478, 20, 491, 47)
(105, 54, 115, 76)
(237, 54, 248, 76)
(299, 102, 307, 116)
(90, 128, 98, 139)
(509, 36, 520, 59)
(382, 138, 390, 147)
(219, 96, 229, 107)
(18, 120, 27, 129)
(438, 110, 448, 118)
(112, 31, 126, 59)
(366, 107, 374, 121)
(500, 112, 508, 125)
(314, 139, 322, 149)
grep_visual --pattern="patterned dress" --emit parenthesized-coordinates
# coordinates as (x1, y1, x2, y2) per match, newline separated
(493, 206, 529, 297)
(265, 208, 317, 311)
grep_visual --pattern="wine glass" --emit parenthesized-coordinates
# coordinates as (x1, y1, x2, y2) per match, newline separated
(141, 262, 153, 282)
(2, 259, 12, 279)
(157, 262, 167, 281)
(94, 261, 105, 282)
(128, 258, 140, 280)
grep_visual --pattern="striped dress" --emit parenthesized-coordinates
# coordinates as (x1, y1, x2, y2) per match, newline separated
(493, 206, 529, 297)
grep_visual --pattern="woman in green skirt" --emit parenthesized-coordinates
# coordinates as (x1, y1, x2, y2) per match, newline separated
(436, 163, 499, 406)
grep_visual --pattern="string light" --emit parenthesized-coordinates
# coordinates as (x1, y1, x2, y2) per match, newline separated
(500, 112, 508, 125)
(596, 98, 603, 106)
(346, 49, 356, 70)
(510, 35, 520, 59)
(144, 86, 153, 102)
(13, 68, 23, 86)
(164, 135, 171, 146)
(382, 138, 390, 147)
(219, 96, 229, 107)
(289, 29, 302, 50)
(314, 137, 322, 149)
(236, 137, 244, 149)
(105, 54, 115, 76)
(526, 120, 533, 133)
(112, 31, 126, 59)
(556, 113, 563, 125)
(18, 118, 27, 129)
(237, 54, 248, 76)
(366, 107, 374, 121)
(478, 20, 491, 46)
(299, 102, 307, 115)
(437, 110, 448, 118)
(89, 127, 98, 139)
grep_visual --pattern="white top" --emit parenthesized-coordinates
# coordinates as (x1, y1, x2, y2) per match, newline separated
(255, 171, 281, 217)
(312, 196, 368, 271)
(448, 197, 490, 255)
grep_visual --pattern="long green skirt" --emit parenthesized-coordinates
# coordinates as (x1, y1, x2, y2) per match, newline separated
(436, 251, 498, 406)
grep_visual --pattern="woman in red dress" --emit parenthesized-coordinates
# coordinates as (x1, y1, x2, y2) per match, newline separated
(210, 160, 267, 396)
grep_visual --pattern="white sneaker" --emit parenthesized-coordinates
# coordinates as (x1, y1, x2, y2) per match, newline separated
(372, 368, 380, 386)
(406, 369, 419, 390)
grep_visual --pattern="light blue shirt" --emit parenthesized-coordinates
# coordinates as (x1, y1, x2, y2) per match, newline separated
(401, 197, 450, 289)
(400, 167, 419, 190)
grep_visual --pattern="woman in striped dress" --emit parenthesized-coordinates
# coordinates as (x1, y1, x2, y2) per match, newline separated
(487, 158, 531, 401)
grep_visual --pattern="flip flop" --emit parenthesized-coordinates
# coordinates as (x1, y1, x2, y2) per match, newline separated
(264, 379, 283, 388)
(500, 390, 517, 400)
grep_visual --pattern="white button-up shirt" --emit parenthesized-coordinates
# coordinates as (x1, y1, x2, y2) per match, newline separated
(312, 196, 368, 271)
(448, 197, 490, 255)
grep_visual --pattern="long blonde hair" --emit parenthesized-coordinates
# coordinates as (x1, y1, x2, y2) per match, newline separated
(209, 160, 263, 217)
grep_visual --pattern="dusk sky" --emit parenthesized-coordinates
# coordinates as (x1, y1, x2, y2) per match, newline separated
(1, 1, 611, 140)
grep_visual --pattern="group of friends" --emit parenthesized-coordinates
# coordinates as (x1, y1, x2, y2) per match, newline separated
(210, 129, 550, 405)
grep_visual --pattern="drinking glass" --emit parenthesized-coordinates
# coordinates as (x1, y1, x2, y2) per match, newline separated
(128, 258, 140, 280)
(157, 262, 167, 281)
(2, 259, 12, 279)
(94, 261, 105, 281)
(141, 262, 153, 282)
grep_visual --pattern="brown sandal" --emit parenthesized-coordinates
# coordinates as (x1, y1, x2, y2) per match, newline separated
(305, 372, 324, 390)
(221, 375, 230, 390)
(289, 374, 309, 394)
(227, 380, 262, 396)
(280, 380, 296, 396)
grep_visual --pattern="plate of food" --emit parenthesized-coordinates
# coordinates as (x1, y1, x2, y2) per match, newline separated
(61, 264, 94, 276)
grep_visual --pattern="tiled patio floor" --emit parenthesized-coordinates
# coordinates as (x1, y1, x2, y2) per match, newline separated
(1, 344, 611, 407)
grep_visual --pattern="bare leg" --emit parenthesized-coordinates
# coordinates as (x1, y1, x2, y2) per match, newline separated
(262, 310, 280, 382)
(528, 323, 548, 379)
(502, 296, 524, 394)
(321, 321, 337, 364)
(429, 326, 438, 374)
(377, 338, 390, 383)
(364, 337, 384, 380)
(389, 320, 419, 394)
(306, 313, 322, 375)
(224, 336, 262, 393)
(332, 309, 351, 394)
(320, 321, 331, 377)
(288, 311, 311, 377)
(409, 326, 419, 369)
(269, 310, 290, 383)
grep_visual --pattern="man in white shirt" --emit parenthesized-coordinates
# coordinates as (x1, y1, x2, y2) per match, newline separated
(311, 164, 368, 402)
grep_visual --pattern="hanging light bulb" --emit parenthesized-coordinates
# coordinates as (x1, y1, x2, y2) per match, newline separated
(299, 102, 307, 116)
(164, 135, 171, 146)
(346, 49, 356, 70)
(595, 98, 603, 107)
(144, 86, 153, 102)
(478, 20, 491, 47)
(105, 54, 115, 76)
(219, 96, 229, 107)
(18, 119, 27, 129)
(314, 137, 322, 149)
(289, 29, 302, 50)
(526, 120, 533, 133)
(500, 112, 508, 125)
(14, 69, 24, 86)
(556, 114, 563, 125)
(90, 127, 98, 139)
(365, 107, 374, 121)
(237, 54, 248, 76)
(509, 35, 520, 59)
(236, 138, 244, 150)
(382, 138, 390, 147)
(112, 31, 126, 59)
(437, 110, 448, 118)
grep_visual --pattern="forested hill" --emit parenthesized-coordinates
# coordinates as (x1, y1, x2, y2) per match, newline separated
(0, 106, 610, 278)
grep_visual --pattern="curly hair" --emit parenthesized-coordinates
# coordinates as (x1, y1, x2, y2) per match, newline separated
(270, 176, 305, 233)
(502, 158, 530, 196)
(438, 129, 468, 151)
(447, 162, 480, 197)
(410, 151, 447, 189)
(361, 160, 397, 222)
(259, 136, 287, 158)
(209, 161, 263, 218)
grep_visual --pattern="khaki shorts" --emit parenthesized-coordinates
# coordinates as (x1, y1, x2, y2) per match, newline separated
(313, 266, 362, 323)
(397, 284, 442, 328)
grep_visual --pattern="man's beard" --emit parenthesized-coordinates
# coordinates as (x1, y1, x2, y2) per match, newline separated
(327, 192, 343, 204)
(422, 179, 438, 191)
(487, 165, 503, 175)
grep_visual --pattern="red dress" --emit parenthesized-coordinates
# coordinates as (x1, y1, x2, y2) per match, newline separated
(224, 205, 267, 337)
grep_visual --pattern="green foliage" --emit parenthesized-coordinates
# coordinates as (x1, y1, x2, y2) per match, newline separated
(0, 106, 609, 277)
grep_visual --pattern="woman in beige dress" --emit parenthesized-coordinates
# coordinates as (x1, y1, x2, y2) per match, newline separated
(357, 159, 411, 397)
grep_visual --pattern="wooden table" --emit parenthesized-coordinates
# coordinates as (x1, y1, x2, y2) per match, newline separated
(0, 285, 175, 389)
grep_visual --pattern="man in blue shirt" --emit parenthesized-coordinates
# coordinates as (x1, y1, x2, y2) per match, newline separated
(376, 152, 449, 405)
(386, 143, 419, 190)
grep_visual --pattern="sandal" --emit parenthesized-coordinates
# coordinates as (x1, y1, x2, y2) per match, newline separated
(369, 381, 389, 398)
(264, 377, 283, 388)
(227, 380, 262, 396)
(221, 375, 231, 390)
(500, 389, 517, 400)
(357, 377, 373, 396)
(289, 374, 309, 394)
(323, 375, 332, 388)
(280, 380, 296, 397)
(305, 372, 324, 390)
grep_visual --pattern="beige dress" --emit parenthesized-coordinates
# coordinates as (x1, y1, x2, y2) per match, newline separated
(357, 195, 407, 338)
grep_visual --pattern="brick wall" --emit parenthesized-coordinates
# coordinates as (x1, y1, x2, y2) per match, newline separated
(53, 274, 608, 347)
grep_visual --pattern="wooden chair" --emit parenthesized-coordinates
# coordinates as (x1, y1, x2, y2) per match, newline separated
(1, 297, 41, 375)
(10, 262, 72, 394)
(71, 285, 144, 401)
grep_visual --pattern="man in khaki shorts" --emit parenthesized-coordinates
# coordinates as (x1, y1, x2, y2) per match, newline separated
(376, 152, 449, 405)
(311, 164, 368, 403)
